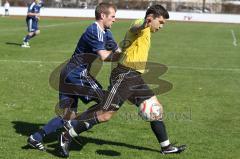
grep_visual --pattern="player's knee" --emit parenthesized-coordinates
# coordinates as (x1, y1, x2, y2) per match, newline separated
(35, 30, 40, 35)
(62, 110, 78, 120)
(28, 32, 34, 36)
(97, 111, 115, 122)
(55, 98, 77, 119)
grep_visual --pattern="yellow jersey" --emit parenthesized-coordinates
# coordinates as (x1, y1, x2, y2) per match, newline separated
(120, 19, 151, 73)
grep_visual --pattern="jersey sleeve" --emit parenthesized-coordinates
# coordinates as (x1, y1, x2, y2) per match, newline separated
(86, 25, 105, 52)
(106, 30, 118, 52)
(129, 19, 144, 31)
(28, 3, 35, 13)
(28, 3, 41, 14)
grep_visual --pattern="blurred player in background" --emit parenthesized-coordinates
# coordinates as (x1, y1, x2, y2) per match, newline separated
(59, 4, 186, 158)
(21, 0, 42, 48)
(27, 2, 121, 151)
(4, 0, 10, 16)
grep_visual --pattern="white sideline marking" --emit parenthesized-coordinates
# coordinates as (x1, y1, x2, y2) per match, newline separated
(0, 59, 240, 72)
(231, 29, 238, 47)
(0, 22, 80, 33)
(0, 59, 61, 64)
(168, 66, 240, 72)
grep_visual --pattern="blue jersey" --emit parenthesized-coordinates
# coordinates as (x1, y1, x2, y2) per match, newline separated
(70, 22, 117, 70)
(26, 2, 41, 21)
(60, 22, 118, 104)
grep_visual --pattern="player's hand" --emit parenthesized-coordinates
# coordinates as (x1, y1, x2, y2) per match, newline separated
(105, 40, 118, 52)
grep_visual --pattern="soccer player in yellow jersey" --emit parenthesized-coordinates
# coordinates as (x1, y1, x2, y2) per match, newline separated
(59, 5, 186, 157)
(120, 18, 152, 73)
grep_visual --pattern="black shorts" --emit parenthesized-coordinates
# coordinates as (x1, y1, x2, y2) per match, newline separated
(100, 64, 155, 110)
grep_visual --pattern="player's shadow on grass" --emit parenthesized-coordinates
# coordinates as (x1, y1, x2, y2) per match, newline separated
(12, 121, 160, 157)
(46, 135, 159, 157)
(96, 149, 121, 156)
(12, 121, 62, 144)
(5, 42, 22, 46)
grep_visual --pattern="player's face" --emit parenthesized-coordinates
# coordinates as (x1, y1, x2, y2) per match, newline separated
(149, 16, 166, 33)
(103, 7, 116, 29)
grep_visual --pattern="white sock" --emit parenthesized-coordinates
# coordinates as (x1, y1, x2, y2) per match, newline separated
(160, 139, 170, 147)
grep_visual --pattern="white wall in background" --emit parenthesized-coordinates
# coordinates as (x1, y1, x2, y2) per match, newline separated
(1, 7, 240, 24)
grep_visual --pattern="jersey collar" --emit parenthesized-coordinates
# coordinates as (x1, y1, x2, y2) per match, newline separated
(95, 22, 106, 34)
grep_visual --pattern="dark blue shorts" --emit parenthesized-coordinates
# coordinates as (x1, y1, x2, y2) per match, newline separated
(26, 18, 38, 32)
(58, 63, 104, 109)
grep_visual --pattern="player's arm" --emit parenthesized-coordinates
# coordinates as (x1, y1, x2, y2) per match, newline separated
(27, 12, 40, 17)
(27, 12, 40, 20)
(97, 49, 122, 62)
(100, 30, 123, 61)
(27, 12, 39, 16)
(130, 20, 147, 33)
(89, 26, 122, 61)
(27, 4, 40, 19)
(96, 33, 122, 61)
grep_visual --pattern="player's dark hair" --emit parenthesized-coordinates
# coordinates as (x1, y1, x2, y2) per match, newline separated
(95, 2, 117, 20)
(145, 4, 169, 19)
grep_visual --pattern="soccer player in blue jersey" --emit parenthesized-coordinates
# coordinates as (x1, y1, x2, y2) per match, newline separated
(27, 2, 120, 151)
(59, 5, 186, 158)
(21, 0, 42, 48)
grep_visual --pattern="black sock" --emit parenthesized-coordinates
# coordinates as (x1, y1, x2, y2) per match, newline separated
(72, 111, 100, 134)
(30, 33, 36, 39)
(150, 120, 169, 146)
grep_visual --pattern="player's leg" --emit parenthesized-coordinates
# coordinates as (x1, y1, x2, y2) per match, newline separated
(5, 9, 7, 16)
(42, 95, 79, 134)
(127, 80, 169, 148)
(137, 95, 186, 154)
(124, 70, 186, 154)
(64, 66, 131, 135)
(58, 65, 112, 157)
(30, 21, 40, 40)
(59, 97, 122, 158)
(61, 70, 105, 133)
(28, 29, 40, 41)
(67, 100, 119, 133)
(58, 103, 103, 158)
(58, 67, 131, 157)
(28, 64, 89, 151)
(27, 21, 40, 41)
(22, 20, 39, 47)
(27, 95, 78, 151)
(22, 19, 32, 48)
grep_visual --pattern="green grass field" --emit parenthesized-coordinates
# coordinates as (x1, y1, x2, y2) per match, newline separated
(0, 16, 240, 159)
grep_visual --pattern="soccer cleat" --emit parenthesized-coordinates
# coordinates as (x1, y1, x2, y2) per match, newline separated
(161, 144, 186, 154)
(27, 135, 45, 151)
(59, 132, 72, 158)
(21, 42, 30, 48)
